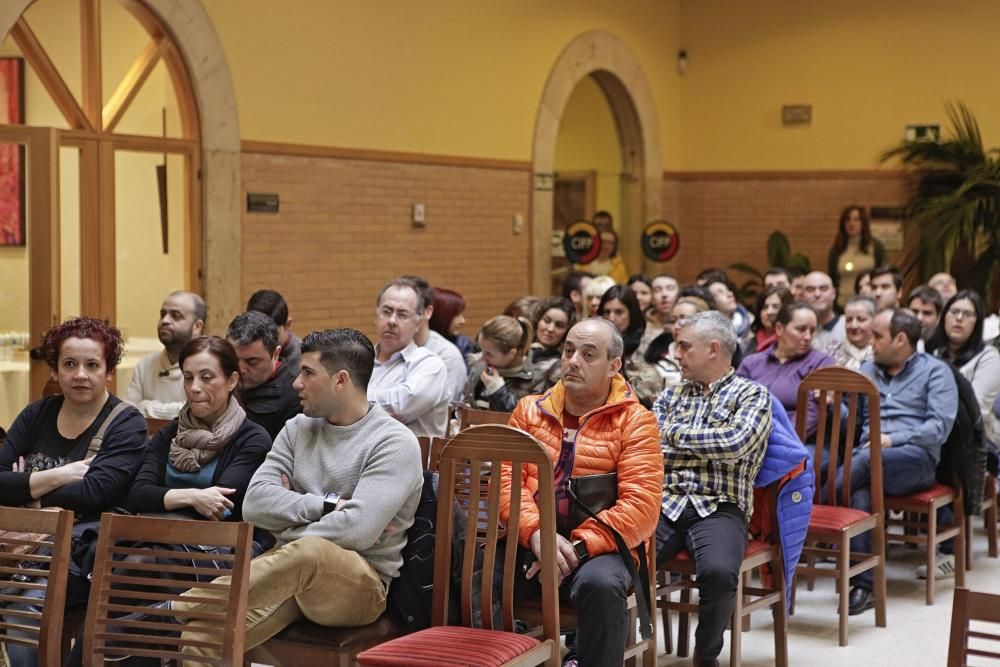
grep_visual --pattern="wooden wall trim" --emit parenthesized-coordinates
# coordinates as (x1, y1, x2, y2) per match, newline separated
(663, 169, 906, 181)
(240, 139, 532, 172)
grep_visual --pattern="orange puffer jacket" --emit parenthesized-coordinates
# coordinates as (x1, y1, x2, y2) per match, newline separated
(500, 375, 664, 558)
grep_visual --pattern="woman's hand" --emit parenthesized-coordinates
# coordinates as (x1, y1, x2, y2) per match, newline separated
(480, 366, 505, 395)
(186, 487, 236, 521)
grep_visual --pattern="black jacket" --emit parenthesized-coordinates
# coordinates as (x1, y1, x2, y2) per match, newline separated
(240, 361, 302, 441)
(937, 366, 987, 513)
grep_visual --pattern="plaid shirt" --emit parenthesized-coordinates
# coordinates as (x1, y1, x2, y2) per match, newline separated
(652, 370, 772, 521)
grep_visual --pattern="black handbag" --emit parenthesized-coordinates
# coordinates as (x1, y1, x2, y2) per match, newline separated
(565, 473, 653, 640)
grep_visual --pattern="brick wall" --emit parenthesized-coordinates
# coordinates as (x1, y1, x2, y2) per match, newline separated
(241, 152, 532, 338)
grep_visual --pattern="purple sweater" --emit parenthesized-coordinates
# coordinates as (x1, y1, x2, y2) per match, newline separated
(736, 346, 835, 439)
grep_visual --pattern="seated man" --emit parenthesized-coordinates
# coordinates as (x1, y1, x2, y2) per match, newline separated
(803, 271, 845, 352)
(166, 328, 423, 660)
(869, 265, 903, 311)
(226, 311, 302, 440)
(126, 290, 205, 418)
(368, 277, 450, 436)
(906, 285, 942, 347)
(841, 308, 957, 614)
(499, 318, 662, 666)
(247, 288, 302, 378)
(652, 311, 772, 667)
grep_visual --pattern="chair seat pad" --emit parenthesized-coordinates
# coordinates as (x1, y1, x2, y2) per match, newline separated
(886, 483, 955, 506)
(271, 614, 401, 649)
(809, 504, 872, 532)
(668, 538, 770, 563)
(357, 626, 541, 666)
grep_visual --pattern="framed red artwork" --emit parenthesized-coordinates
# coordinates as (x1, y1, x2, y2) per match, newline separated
(0, 57, 25, 247)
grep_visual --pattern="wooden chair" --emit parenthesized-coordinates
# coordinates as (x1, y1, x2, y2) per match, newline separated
(357, 425, 561, 667)
(656, 482, 788, 667)
(145, 417, 173, 437)
(947, 587, 1000, 665)
(458, 406, 512, 430)
(793, 367, 887, 646)
(0, 507, 74, 667)
(966, 472, 998, 566)
(81, 513, 253, 666)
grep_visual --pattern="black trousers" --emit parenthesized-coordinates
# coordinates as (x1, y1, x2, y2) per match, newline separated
(492, 546, 632, 667)
(656, 503, 748, 662)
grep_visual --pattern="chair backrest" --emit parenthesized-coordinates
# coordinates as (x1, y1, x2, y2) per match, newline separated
(417, 436, 433, 470)
(458, 407, 512, 431)
(0, 507, 74, 666)
(431, 425, 559, 647)
(82, 513, 253, 666)
(947, 587, 1000, 666)
(41, 379, 62, 397)
(796, 367, 883, 512)
(145, 418, 173, 437)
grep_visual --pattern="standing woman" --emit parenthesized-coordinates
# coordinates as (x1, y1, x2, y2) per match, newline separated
(465, 316, 543, 412)
(828, 205, 886, 307)
(0, 317, 147, 667)
(429, 287, 473, 362)
(743, 286, 792, 355)
(599, 285, 664, 407)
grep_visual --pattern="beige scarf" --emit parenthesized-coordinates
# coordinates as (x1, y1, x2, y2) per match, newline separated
(169, 395, 245, 473)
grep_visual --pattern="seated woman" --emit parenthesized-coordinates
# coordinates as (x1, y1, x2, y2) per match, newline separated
(598, 285, 664, 407)
(742, 286, 792, 355)
(529, 296, 575, 372)
(465, 316, 545, 412)
(126, 336, 273, 532)
(829, 296, 876, 370)
(737, 302, 835, 440)
(582, 275, 616, 318)
(0, 317, 147, 667)
(648, 295, 710, 388)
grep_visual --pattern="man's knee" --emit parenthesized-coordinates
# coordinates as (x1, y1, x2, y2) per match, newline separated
(280, 536, 337, 563)
(697, 557, 741, 594)
(570, 556, 630, 608)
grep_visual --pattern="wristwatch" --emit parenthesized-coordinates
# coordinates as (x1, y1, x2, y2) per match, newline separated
(572, 539, 589, 562)
(322, 492, 341, 516)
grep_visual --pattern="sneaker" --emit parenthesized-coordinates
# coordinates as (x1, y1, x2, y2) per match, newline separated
(915, 553, 955, 579)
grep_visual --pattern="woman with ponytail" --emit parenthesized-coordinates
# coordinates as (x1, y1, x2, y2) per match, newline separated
(464, 315, 552, 411)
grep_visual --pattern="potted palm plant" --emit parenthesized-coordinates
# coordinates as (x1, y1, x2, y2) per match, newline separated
(881, 102, 1000, 309)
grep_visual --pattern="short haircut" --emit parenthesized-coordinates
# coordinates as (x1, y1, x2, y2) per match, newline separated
(179, 335, 240, 381)
(401, 275, 433, 314)
(42, 316, 125, 373)
(170, 290, 207, 324)
(301, 329, 376, 390)
(428, 287, 465, 338)
(696, 268, 729, 286)
(226, 311, 279, 354)
(887, 309, 922, 348)
(593, 210, 613, 226)
(678, 284, 717, 310)
(845, 295, 877, 317)
(764, 267, 792, 282)
(870, 264, 903, 289)
(246, 289, 288, 327)
(676, 310, 738, 360)
(787, 267, 806, 280)
(907, 285, 943, 314)
(580, 317, 625, 360)
(377, 277, 428, 312)
(627, 274, 652, 289)
(561, 270, 594, 300)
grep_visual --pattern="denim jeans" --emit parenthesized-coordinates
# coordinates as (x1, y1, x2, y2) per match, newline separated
(173, 536, 386, 661)
(837, 444, 937, 589)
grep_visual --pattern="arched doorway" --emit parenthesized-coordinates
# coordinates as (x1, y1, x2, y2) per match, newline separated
(531, 30, 664, 295)
(0, 0, 239, 397)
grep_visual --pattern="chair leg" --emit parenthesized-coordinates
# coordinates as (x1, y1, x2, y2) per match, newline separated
(955, 500, 967, 589)
(729, 574, 743, 667)
(678, 582, 691, 658)
(965, 514, 974, 571)
(789, 571, 797, 616)
(659, 580, 673, 656)
(805, 542, 816, 591)
(741, 570, 752, 632)
(873, 518, 887, 629)
(987, 491, 999, 558)
(838, 532, 850, 647)
(925, 507, 937, 606)
(772, 556, 789, 667)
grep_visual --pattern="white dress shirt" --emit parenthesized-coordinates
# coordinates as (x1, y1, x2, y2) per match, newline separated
(368, 341, 449, 437)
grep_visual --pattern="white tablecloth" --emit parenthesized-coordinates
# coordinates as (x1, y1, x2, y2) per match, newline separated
(0, 337, 163, 429)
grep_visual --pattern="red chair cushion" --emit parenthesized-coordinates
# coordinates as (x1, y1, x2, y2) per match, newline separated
(808, 504, 872, 532)
(887, 483, 955, 505)
(668, 539, 770, 563)
(357, 626, 541, 666)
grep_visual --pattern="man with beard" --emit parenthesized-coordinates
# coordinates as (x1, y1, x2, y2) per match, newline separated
(126, 291, 206, 418)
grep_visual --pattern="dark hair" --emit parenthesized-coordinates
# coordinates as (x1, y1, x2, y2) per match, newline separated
(531, 296, 576, 348)
(764, 267, 792, 283)
(428, 287, 465, 339)
(593, 210, 613, 229)
(774, 301, 817, 327)
(833, 205, 874, 255)
(887, 309, 922, 349)
(503, 296, 542, 321)
(179, 336, 240, 383)
(787, 267, 806, 280)
(377, 277, 429, 312)
(697, 268, 729, 286)
(400, 275, 433, 315)
(301, 329, 376, 390)
(598, 285, 645, 358)
(246, 289, 289, 327)
(627, 274, 652, 290)
(42, 317, 125, 373)
(599, 228, 619, 257)
(678, 284, 717, 310)
(870, 264, 903, 290)
(751, 286, 792, 333)
(907, 285, 943, 315)
(926, 290, 987, 366)
(227, 311, 279, 354)
(561, 270, 594, 300)
(854, 270, 872, 295)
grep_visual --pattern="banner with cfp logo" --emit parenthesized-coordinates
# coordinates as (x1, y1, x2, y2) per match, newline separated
(562, 220, 602, 264)
(641, 220, 680, 262)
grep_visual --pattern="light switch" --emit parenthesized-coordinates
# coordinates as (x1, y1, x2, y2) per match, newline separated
(513, 214, 524, 234)
(412, 203, 426, 227)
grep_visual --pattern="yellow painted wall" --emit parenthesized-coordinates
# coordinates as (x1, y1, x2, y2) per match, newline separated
(200, 0, 684, 166)
(678, 0, 1000, 170)
(554, 75, 622, 225)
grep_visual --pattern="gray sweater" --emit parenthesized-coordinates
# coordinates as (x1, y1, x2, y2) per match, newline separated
(243, 403, 422, 583)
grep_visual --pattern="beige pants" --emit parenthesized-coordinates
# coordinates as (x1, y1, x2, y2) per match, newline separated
(173, 536, 387, 662)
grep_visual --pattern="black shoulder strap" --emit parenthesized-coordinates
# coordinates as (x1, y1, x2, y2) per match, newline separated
(87, 402, 131, 458)
(567, 484, 653, 640)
